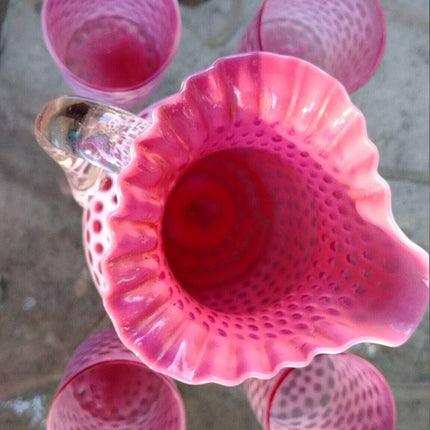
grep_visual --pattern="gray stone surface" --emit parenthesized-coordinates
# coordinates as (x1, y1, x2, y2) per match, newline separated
(0, 0, 428, 429)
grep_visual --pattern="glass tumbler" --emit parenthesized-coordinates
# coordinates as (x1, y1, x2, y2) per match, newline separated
(244, 353, 396, 429)
(46, 328, 186, 430)
(238, 0, 386, 93)
(41, 0, 181, 109)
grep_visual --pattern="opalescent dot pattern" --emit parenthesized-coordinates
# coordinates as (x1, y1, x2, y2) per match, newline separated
(47, 329, 184, 430)
(245, 354, 395, 430)
(239, 0, 385, 92)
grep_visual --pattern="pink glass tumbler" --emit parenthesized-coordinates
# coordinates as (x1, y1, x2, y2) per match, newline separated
(46, 328, 186, 430)
(41, 0, 181, 109)
(244, 353, 396, 430)
(238, 0, 386, 93)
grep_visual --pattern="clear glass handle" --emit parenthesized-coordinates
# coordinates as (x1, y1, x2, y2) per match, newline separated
(34, 96, 151, 207)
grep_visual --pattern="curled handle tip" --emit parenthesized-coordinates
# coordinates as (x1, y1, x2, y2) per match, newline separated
(34, 96, 151, 206)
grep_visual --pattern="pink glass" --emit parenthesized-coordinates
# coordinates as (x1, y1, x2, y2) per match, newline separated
(244, 353, 396, 430)
(47, 328, 186, 430)
(238, 0, 386, 93)
(35, 53, 429, 386)
(41, 0, 181, 109)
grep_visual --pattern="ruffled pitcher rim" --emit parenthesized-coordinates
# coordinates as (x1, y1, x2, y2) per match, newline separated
(101, 53, 429, 385)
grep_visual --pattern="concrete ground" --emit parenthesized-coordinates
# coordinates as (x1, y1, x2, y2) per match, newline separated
(0, 0, 428, 429)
